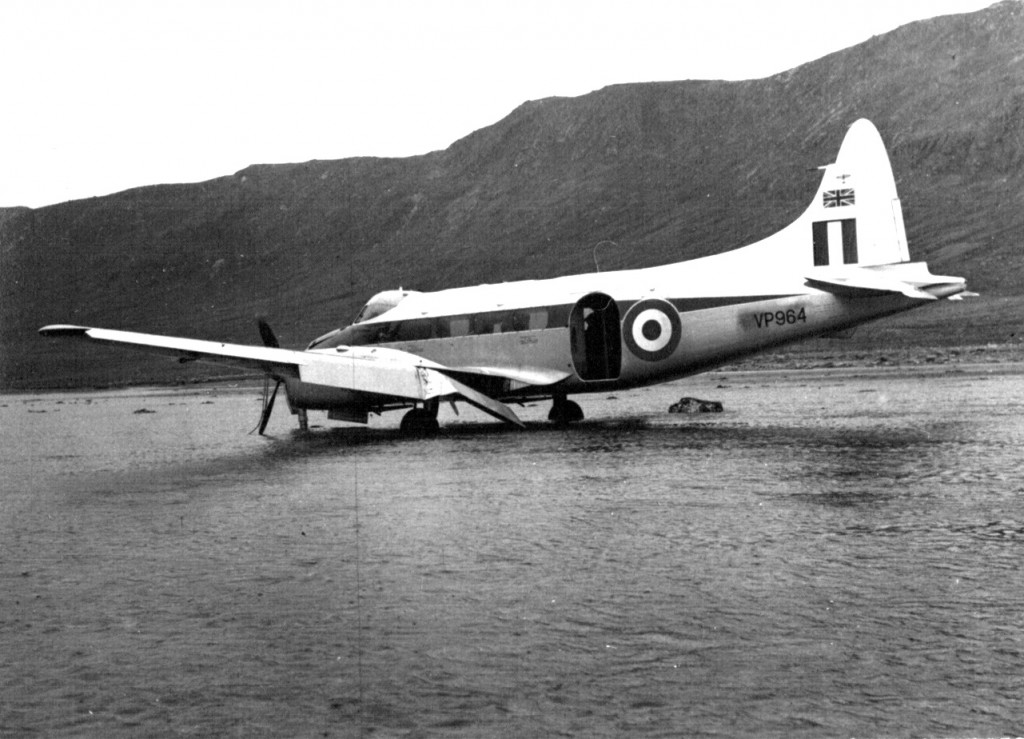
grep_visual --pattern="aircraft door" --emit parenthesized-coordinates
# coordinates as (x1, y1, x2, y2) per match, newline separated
(569, 293, 621, 381)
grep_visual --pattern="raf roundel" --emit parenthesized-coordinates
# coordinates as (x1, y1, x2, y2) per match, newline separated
(623, 299, 681, 362)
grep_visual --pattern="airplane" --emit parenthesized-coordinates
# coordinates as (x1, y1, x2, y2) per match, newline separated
(40, 119, 970, 434)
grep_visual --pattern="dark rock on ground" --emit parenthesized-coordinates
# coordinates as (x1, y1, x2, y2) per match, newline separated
(668, 397, 723, 414)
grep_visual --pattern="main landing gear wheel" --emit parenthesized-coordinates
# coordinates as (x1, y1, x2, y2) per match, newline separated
(400, 407, 440, 434)
(548, 397, 584, 425)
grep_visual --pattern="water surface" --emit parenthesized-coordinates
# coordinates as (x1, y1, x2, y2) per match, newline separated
(2, 366, 1023, 737)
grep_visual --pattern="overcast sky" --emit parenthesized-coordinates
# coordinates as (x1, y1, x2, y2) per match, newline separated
(1, 0, 995, 208)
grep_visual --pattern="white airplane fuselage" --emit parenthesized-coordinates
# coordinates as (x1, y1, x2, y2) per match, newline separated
(296, 258, 958, 414)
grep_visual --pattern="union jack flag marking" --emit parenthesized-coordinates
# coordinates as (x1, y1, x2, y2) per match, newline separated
(823, 188, 855, 208)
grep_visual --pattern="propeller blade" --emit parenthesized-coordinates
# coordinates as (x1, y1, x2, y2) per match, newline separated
(258, 376, 282, 433)
(257, 317, 280, 348)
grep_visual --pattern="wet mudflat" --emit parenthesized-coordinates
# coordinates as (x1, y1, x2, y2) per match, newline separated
(2, 365, 1024, 738)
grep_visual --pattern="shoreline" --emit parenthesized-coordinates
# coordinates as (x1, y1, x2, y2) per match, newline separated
(718, 342, 1024, 372)
(5, 344, 1023, 398)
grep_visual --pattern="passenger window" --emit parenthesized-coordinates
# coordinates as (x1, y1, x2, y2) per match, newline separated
(528, 309, 549, 330)
(471, 314, 495, 335)
(448, 317, 471, 337)
(397, 320, 429, 342)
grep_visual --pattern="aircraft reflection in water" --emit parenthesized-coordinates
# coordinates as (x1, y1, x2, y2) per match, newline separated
(41, 120, 969, 433)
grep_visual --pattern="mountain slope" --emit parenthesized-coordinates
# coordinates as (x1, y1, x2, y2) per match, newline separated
(3, 1, 1022, 390)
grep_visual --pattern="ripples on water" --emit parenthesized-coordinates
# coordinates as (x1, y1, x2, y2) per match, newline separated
(2, 367, 1023, 737)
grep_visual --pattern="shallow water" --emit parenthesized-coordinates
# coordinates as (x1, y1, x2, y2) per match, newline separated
(2, 366, 1024, 737)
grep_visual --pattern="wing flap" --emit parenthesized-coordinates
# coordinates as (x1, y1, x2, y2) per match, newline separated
(441, 373, 525, 427)
(439, 365, 571, 388)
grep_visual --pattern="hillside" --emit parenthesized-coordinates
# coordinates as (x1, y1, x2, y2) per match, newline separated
(3, 1, 1023, 390)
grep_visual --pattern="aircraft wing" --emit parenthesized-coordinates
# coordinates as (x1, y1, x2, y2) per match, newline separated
(38, 324, 525, 426)
(39, 324, 306, 376)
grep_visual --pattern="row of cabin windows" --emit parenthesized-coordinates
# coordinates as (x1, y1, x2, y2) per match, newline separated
(349, 305, 572, 345)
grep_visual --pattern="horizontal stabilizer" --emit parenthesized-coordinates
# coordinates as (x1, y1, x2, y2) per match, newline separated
(806, 258, 966, 298)
(806, 274, 937, 300)
(804, 261, 970, 301)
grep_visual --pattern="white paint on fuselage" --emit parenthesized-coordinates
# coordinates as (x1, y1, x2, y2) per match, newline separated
(341, 247, 916, 399)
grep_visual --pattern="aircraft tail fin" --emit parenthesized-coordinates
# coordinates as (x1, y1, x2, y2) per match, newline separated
(727, 119, 912, 273)
(804, 119, 910, 268)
